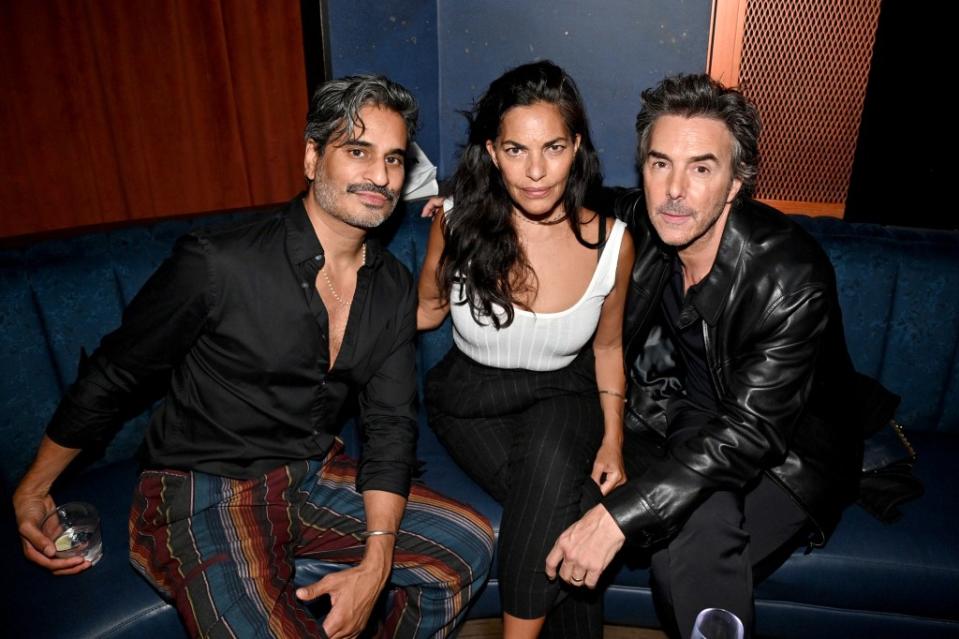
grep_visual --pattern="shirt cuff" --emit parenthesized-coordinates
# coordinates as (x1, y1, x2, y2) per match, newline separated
(356, 460, 412, 497)
(45, 397, 99, 450)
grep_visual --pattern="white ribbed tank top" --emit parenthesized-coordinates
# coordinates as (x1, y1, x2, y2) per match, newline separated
(450, 218, 627, 371)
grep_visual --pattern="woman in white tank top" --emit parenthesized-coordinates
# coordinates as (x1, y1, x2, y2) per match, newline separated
(418, 61, 635, 638)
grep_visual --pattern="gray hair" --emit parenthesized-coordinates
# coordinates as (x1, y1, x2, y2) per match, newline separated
(635, 74, 761, 200)
(304, 74, 418, 152)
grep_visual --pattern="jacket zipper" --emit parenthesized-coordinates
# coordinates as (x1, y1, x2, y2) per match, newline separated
(702, 322, 725, 398)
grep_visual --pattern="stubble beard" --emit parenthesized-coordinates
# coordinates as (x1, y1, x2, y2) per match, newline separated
(312, 176, 398, 230)
(653, 200, 711, 251)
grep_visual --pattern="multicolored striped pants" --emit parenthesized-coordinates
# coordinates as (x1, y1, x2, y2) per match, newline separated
(129, 443, 494, 638)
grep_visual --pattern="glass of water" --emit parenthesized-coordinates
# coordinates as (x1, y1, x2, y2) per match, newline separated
(691, 607, 744, 639)
(40, 501, 103, 565)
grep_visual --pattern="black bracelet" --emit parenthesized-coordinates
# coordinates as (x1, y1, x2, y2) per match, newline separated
(598, 389, 627, 402)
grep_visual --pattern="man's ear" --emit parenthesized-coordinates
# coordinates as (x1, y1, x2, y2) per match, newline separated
(304, 140, 320, 181)
(485, 139, 499, 170)
(727, 176, 743, 204)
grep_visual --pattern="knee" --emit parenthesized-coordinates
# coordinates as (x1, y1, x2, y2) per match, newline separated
(680, 493, 747, 548)
(515, 429, 595, 489)
(443, 510, 495, 592)
(467, 517, 495, 584)
(527, 400, 602, 460)
(653, 494, 749, 576)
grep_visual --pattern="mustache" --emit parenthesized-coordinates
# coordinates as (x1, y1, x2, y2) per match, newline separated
(347, 182, 398, 203)
(657, 200, 697, 217)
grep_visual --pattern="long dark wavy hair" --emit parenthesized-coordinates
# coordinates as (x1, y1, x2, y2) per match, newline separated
(437, 60, 602, 328)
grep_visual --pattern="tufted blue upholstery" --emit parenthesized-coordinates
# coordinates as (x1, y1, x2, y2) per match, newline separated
(796, 217, 959, 433)
(2, 206, 957, 638)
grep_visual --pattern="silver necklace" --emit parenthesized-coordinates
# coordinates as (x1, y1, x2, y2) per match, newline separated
(321, 243, 366, 306)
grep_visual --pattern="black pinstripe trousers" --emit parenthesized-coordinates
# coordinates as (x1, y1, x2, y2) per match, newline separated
(426, 346, 605, 634)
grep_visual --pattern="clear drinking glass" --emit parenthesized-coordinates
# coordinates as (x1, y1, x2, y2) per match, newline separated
(690, 607, 745, 639)
(40, 501, 103, 565)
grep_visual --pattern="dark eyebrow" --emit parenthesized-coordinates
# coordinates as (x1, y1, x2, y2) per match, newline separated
(342, 139, 407, 156)
(647, 150, 718, 163)
(500, 139, 527, 149)
(542, 137, 570, 147)
(689, 153, 719, 163)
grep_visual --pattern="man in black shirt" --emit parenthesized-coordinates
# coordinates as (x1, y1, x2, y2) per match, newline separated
(14, 75, 493, 639)
(547, 74, 864, 637)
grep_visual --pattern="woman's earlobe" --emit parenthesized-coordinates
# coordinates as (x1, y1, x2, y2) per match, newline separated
(486, 139, 499, 169)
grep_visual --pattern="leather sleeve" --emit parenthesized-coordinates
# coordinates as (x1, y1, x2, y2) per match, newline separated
(604, 284, 830, 543)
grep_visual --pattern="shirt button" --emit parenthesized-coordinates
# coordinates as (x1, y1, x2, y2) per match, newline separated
(300, 281, 309, 289)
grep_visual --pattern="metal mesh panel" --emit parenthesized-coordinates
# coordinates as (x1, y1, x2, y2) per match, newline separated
(737, 1, 881, 205)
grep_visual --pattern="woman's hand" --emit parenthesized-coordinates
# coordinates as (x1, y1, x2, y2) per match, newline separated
(590, 437, 626, 496)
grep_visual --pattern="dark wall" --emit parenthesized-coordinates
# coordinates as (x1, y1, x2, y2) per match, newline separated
(325, 0, 712, 187)
(437, 1, 711, 185)
(846, 2, 951, 229)
(325, 0, 441, 164)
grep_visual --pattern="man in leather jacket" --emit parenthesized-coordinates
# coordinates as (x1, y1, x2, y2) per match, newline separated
(546, 74, 862, 637)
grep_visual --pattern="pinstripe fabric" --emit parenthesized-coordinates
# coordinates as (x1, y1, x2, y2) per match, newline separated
(425, 346, 604, 634)
(129, 442, 493, 639)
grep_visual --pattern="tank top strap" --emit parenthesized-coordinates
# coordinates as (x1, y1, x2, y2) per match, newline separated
(597, 212, 608, 261)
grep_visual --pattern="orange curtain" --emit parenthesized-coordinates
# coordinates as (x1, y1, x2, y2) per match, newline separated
(0, 1, 308, 238)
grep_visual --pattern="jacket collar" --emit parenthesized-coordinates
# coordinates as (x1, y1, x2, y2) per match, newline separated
(683, 200, 749, 327)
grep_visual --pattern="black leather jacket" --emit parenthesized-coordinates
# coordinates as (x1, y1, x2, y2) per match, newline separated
(602, 191, 863, 547)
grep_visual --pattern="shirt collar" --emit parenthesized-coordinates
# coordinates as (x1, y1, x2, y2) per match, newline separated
(285, 195, 323, 267)
(284, 193, 385, 269)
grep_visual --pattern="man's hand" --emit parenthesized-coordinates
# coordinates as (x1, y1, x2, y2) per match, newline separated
(545, 504, 625, 589)
(13, 488, 89, 575)
(12, 436, 87, 576)
(296, 548, 390, 639)
(297, 489, 402, 637)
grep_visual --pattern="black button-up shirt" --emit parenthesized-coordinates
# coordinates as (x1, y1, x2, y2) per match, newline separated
(660, 257, 719, 412)
(47, 197, 418, 495)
